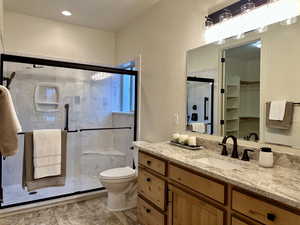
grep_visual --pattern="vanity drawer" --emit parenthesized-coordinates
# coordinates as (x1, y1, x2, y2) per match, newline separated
(169, 164, 225, 204)
(138, 167, 166, 210)
(139, 152, 166, 176)
(231, 217, 258, 225)
(232, 190, 300, 225)
(232, 217, 248, 225)
(138, 197, 166, 225)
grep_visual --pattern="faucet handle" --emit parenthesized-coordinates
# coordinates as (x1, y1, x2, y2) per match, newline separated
(218, 143, 228, 156)
(241, 149, 254, 161)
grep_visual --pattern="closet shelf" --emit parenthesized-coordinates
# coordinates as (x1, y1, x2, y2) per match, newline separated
(225, 129, 238, 132)
(226, 118, 239, 121)
(36, 101, 59, 105)
(240, 81, 260, 85)
(239, 116, 259, 120)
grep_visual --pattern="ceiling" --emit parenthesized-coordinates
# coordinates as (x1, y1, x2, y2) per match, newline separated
(4, 0, 160, 31)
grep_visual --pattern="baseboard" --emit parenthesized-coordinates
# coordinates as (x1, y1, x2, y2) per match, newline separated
(0, 190, 107, 218)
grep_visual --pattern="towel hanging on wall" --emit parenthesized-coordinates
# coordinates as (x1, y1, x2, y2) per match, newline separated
(266, 102, 294, 130)
(0, 85, 22, 156)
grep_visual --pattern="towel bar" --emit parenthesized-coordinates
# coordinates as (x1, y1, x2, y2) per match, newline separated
(17, 126, 132, 135)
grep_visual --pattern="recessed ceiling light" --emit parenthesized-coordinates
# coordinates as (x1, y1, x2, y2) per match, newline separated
(62, 11, 72, 16)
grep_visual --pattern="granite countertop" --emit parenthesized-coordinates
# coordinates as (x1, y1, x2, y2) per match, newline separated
(134, 141, 300, 210)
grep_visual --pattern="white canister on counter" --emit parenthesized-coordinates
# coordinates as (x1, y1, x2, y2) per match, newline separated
(259, 147, 274, 168)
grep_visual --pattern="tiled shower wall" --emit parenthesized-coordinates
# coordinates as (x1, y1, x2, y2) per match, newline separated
(3, 65, 134, 189)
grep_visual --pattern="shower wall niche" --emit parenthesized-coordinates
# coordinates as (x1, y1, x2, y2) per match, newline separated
(0, 56, 137, 207)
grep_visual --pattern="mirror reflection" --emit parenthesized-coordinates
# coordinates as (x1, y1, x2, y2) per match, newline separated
(186, 15, 300, 148)
(187, 77, 214, 135)
(223, 41, 260, 140)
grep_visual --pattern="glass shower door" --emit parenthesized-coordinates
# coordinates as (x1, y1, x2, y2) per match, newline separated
(1, 62, 83, 206)
(0, 60, 137, 207)
(187, 78, 214, 134)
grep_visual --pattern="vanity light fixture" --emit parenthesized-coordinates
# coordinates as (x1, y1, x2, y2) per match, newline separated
(217, 39, 225, 45)
(205, 0, 300, 44)
(241, 0, 256, 13)
(257, 25, 268, 33)
(205, 17, 214, 27)
(62, 10, 72, 16)
(281, 16, 298, 25)
(235, 33, 245, 40)
(219, 10, 233, 22)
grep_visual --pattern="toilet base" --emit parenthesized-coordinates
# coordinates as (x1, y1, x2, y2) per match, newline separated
(107, 192, 136, 211)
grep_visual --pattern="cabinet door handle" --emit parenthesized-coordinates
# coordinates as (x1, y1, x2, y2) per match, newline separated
(146, 178, 151, 182)
(146, 160, 151, 165)
(267, 213, 276, 221)
(146, 208, 151, 213)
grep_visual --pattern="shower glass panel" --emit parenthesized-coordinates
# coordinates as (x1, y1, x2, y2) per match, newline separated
(187, 78, 214, 135)
(1, 58, 136, 207)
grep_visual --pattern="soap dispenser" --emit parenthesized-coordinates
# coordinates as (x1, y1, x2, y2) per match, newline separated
(259, 147, 274, 168)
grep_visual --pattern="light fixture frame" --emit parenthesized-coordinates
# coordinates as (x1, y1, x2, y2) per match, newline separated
(205, 0, 300, 44)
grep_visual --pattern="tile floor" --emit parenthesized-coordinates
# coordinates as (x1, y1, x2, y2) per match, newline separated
(0, 197, 137, 225)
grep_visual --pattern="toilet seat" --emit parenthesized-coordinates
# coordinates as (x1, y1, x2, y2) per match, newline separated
(99, 167, 136, 180)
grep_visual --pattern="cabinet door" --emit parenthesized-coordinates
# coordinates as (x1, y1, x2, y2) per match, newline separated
(232, 217, 250, 225)
(170, 185, 224, 225)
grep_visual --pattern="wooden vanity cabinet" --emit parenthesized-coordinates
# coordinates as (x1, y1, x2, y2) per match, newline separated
(138, 151, 300, 225)
(168, 185, 224, 225)
(232, 217, 255, 225)
(232, 190, 300, 225)
(169, 163, 225, 204)
(138, 167, 166, 210)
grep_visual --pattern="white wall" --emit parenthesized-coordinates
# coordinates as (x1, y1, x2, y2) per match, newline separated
(116, 0, 221, 141)
(3, 11, 116, 66)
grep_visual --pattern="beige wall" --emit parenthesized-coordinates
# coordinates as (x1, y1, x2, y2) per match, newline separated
(0, 0, 4, 52)
(116, 0, 223, 141)
(3, 11, 116, 66)
(262, 21, 300, 148)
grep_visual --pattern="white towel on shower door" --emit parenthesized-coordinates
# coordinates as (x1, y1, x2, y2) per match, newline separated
(33, 129, 62, 179)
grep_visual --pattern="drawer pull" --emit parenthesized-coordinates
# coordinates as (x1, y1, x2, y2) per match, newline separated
(146, 178, 151, 182)
(146, 208, 151, 213)
(267, 213, 276, 221)
(147, 160, 152, 165)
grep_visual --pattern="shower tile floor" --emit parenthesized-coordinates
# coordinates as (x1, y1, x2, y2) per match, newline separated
(0, 197, 137, 225)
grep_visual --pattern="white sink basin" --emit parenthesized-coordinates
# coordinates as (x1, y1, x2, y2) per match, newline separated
(195, 157, 241, 170)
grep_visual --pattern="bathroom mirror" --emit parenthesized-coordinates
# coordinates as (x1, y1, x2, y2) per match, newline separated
(186, 15, 300, 148)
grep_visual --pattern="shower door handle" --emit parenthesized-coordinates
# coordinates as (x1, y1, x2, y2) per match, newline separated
(64, 104, 69, 131)
(204, 97, 209, 121)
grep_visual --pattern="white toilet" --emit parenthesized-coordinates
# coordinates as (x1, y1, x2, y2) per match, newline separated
(99, 166, 137, 211)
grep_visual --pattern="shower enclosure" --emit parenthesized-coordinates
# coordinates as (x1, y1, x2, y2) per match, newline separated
(0, 54, 138, 208)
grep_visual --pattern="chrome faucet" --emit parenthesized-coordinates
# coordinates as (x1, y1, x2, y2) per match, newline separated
(219, 135, 239, 158)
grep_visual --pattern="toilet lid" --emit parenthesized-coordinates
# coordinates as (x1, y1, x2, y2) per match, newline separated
(99, 167, 136, 179)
